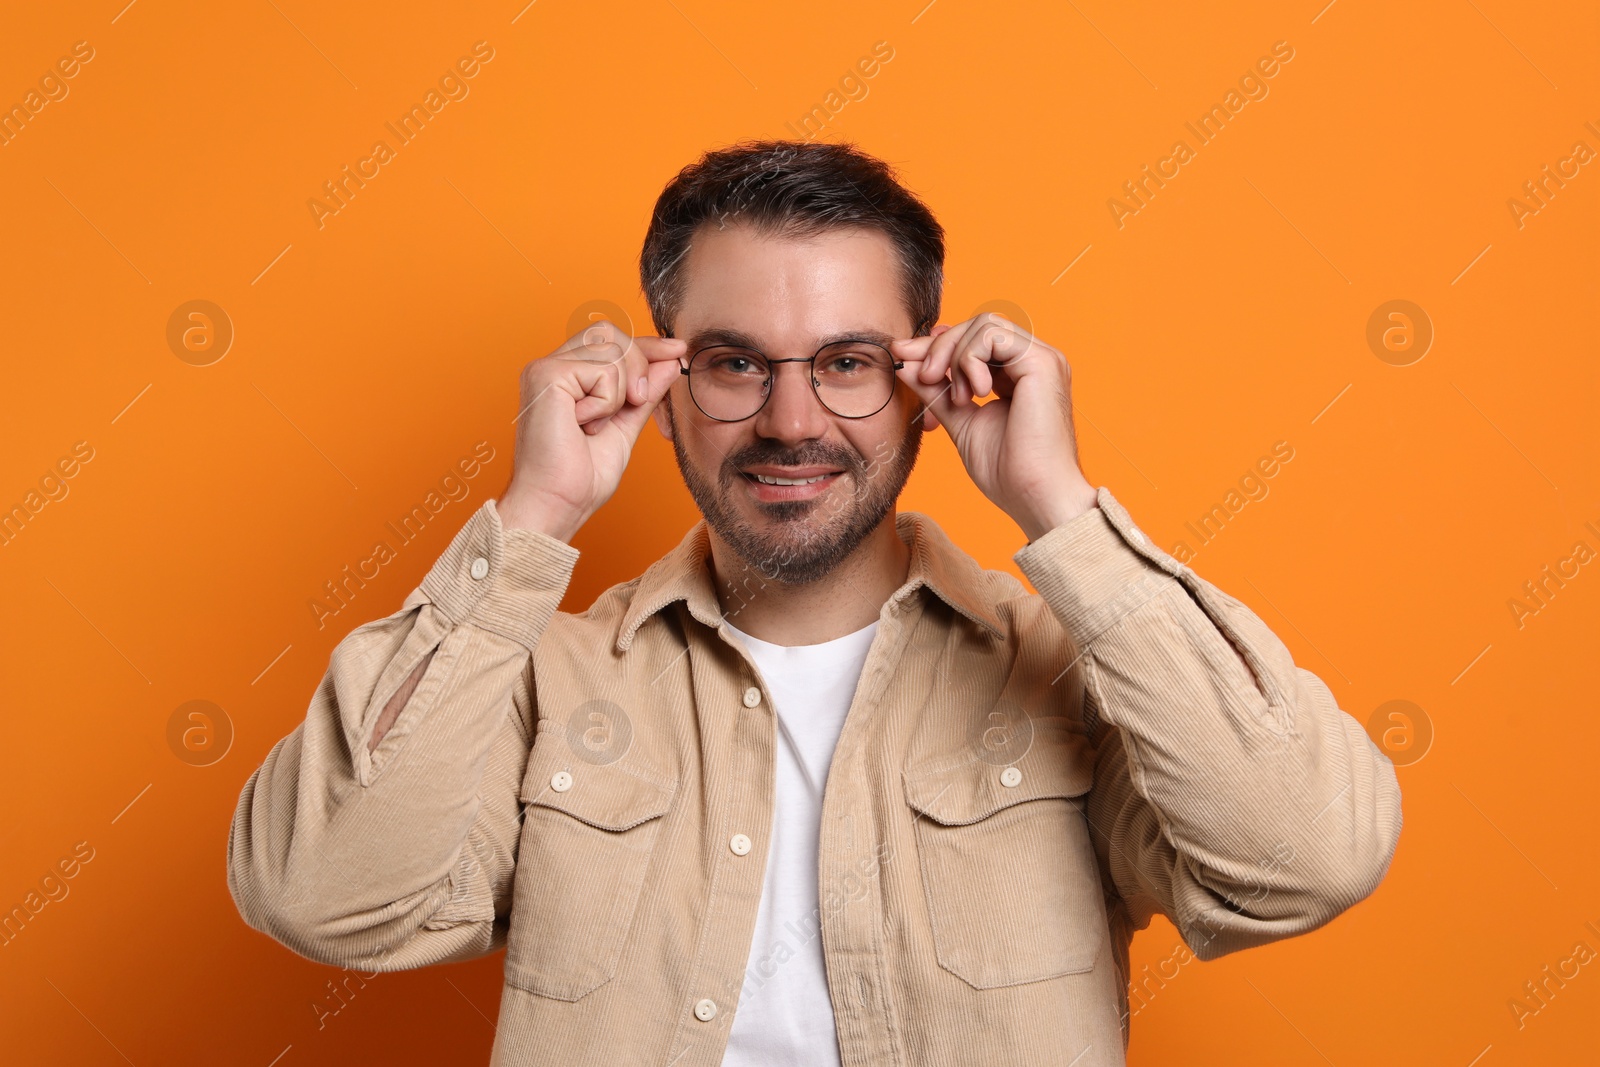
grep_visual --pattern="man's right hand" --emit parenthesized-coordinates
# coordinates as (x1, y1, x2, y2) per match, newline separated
(496, 319, 686, 542)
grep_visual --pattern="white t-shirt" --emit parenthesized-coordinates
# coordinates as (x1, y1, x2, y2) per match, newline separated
(719, 615, 880, 1067)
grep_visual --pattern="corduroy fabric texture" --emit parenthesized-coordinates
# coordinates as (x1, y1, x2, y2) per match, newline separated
(226, 486, 1402, 1066)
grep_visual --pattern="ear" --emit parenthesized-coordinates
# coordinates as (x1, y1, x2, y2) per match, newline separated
(892, 376, 941, 433)
(652, 391, 675, 440)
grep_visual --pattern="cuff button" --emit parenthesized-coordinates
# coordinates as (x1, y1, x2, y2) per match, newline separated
(470, 556, 489, 580)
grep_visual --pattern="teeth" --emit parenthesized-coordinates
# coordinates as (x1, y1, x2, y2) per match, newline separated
(753, 473, 832, 485)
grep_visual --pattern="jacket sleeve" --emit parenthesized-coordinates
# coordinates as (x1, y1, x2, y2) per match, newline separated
(1013, 486, 1403, 961)
(225, 498, 580, 971)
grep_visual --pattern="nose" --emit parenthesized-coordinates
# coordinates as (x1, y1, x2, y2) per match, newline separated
(751, 360, 831, 444)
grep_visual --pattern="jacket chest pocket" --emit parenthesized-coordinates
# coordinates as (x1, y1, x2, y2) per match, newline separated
(903, 725, 1106, 990)
(506, 745, 677, 1002)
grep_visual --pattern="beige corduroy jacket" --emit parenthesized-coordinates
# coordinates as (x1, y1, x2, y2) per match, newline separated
(226, 485, 1402, 1066)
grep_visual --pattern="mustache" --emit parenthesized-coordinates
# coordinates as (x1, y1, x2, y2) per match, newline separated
(721, 442, 864, 481)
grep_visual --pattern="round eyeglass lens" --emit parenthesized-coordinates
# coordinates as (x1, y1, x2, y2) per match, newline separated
(814, 342, 896, 417)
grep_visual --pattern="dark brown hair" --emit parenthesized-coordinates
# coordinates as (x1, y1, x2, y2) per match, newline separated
(639, 139, 945, 338)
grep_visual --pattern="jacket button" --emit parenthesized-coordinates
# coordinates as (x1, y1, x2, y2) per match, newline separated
(742, 687, 762, 708)
(550, 770, 573, 792)
(1000, 766, 1022, 788)
(729, 833, 751, 856)
(470, 556, 490, 580)
(694, 997, 718, 1021)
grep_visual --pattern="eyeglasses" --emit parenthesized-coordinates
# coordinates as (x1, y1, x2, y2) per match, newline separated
(679, 340, 905, 422)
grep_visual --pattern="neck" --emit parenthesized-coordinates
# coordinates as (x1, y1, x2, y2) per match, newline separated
(708, 512, 911, 646)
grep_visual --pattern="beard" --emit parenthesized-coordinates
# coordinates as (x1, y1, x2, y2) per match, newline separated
(666, 398, 923, 587)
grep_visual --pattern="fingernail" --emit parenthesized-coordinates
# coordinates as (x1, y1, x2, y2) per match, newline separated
(636, 376, 648, 397)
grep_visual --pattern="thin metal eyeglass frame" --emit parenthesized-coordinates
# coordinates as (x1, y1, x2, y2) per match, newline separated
(678, 340, 906, 422)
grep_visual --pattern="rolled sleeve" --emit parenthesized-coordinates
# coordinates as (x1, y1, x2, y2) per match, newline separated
(421, 498, 582, 650)
(1013, 487, 1186, 649)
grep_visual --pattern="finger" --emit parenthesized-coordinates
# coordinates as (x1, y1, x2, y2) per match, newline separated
(568, 337, 628, 367)
(951, 358, 970, 407)
(889, 334, 935, 366)
(966, 315, 1013, 369)
(590, 356, 680, 441)
(895, 359, 975, 436)
(921, 318, 976, 386)
(984, 314, 1036, 366)
(571, 383, 619, 426)
(966, 352, 993, 399)
(566, 345, 632, 424)
(896, 322, 962, 383)
(950, 324, 996, 399)
(634, 335, 689, 361)
(567, 341, 630, 420)
(595, 334, 684, 406)
(615, 336, 653, 407)
(922, 322, 962, 385)
(561, 317, 626, 354)
(573, 333, 666, 411)
(629, 336, 687, 402)
(558, 323, 685, 402)
(964, 314, 1039, 398)
(953, 320, 995, 404)
(589, 336, 649, 408)
(594, 335, 646, 408)
(954, 323, 1010, 399)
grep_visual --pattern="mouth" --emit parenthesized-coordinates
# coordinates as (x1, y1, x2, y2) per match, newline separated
(738, 465, 847, 503)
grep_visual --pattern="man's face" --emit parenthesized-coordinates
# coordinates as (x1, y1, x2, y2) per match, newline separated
(653, 223, 924, 586)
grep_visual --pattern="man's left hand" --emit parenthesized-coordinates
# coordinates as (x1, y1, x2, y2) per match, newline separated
(891, 314, 1099, 542)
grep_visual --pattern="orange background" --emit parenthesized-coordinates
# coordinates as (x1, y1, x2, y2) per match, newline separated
(2, 0, 1596, 1063)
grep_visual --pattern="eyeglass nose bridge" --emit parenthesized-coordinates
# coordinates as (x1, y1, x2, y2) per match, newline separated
(761, 355, 825, 391)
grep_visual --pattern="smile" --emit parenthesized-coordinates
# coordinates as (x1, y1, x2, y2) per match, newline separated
(738, 466, 846, 503)
(751, 473, 831, 485)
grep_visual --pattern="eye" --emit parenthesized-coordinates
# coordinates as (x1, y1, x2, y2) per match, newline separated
(818, 346, 887, 375)
(701, 348, 766, 375)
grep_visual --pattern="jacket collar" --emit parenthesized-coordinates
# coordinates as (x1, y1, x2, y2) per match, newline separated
(615, 510, 1006, 652)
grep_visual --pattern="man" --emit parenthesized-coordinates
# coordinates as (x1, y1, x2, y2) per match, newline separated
(227, 140, 1402, 1066)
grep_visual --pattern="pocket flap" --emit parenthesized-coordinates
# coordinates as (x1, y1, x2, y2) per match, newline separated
(904, 720, 1094, 827)
(520, 753, 677, 833)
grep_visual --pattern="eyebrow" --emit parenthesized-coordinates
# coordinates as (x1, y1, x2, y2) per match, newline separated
(685, 327, 899, 352)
